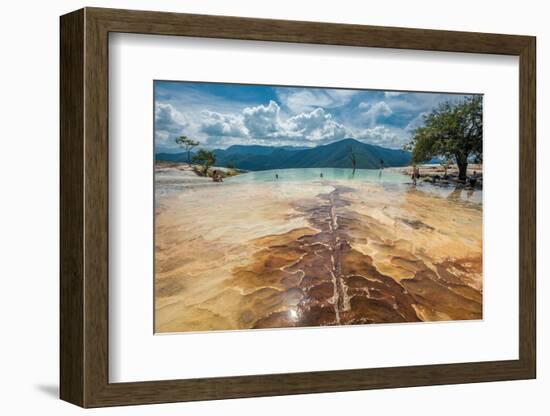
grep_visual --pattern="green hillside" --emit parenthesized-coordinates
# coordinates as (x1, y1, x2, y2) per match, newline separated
(157, 138, 412, 170)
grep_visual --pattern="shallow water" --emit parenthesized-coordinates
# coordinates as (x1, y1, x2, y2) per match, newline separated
(155, 170, 483, 333)
(227, 168, 408, 184)
(158, 167, 482, 205)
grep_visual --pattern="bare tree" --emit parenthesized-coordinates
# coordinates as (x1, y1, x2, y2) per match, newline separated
(175, 135, 200, 163)
(347, 145, 357, 173)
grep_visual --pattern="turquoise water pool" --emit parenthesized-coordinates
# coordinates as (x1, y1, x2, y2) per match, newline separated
(226, 168, 408, 184)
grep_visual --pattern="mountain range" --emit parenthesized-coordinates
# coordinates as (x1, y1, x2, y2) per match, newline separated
(156, 138, 412, 171)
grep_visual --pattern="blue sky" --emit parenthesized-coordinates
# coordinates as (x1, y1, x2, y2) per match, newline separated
(154, 81, 477, 153)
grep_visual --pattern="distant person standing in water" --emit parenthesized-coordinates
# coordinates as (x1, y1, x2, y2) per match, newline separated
(469, 170, 478, 187)
(380, 159, 385, 170)
(275, 173, 279, 179)
(320, 172, 323, 178)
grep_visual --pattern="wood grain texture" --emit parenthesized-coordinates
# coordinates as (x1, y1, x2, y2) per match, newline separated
(59, 8, 84, 407)
(89, 7, 532, 54)
(518, 38, 537, 375)
(83, 10, 110, 406)
(59, 7, 537, 408)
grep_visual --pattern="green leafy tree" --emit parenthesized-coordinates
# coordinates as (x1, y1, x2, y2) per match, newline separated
(192, 149, 216, 175)
(405, 96, 482, 180)
(175, 135, 200, 163)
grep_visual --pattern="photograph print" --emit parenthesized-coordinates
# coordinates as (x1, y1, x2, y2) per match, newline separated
(154, 81, 483, 333)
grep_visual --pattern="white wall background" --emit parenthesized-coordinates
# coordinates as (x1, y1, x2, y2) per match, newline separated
(0, 0, 546, 414)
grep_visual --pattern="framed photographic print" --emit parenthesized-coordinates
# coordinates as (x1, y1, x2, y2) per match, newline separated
(60, 7, 536, 407)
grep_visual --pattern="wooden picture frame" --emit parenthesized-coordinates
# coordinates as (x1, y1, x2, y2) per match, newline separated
(60, 7, 536, 408)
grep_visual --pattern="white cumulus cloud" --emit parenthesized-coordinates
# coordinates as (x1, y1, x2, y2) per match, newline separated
(155, 103, 189, 147)
(200, 110, 248, 138)
(197, 101, 352, 144)
(155, 103, 188, 133)
(362, 101, 393, 126)
(404, 112, 428, 132)
(354, 126, 407, 148)
(156, 96, 419, 150)
(276, 88, 359, 113)
(286, 107, 350, 142)
(242, 100, 283, 138)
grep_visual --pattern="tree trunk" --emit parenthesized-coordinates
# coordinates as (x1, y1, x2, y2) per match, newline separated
(457, 159, 468, 181)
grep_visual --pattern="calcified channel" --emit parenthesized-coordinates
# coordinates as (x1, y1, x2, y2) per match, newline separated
(155, 179, 482, 333)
